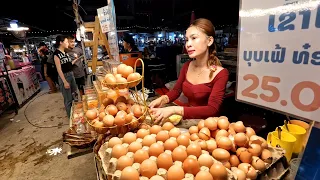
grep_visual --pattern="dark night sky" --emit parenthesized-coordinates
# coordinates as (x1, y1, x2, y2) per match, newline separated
(1, 0, 239, 31)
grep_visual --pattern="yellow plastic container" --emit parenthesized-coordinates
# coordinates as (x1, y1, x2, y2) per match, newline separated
(267, 128, 296, 161)
(282, 124, 306, 154)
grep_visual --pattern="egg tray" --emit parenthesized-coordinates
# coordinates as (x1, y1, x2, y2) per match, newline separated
(96, 136, 286, 180)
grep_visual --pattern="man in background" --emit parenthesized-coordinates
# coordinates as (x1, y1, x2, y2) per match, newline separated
(66, 35, 86, 97)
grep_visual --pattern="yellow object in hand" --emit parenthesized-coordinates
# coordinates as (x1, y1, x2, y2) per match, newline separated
(168, 115, 182, 125)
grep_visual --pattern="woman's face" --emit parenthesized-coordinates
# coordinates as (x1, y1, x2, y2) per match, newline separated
(185, 26, 213, 59)
(123, 41, 130, 50)
(60, 38, 69, 49)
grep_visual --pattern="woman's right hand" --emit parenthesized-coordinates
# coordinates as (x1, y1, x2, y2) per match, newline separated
(64, 82, 70, 89)
(149, 96, 168, 108)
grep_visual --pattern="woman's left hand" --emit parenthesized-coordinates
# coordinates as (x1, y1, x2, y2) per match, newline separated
(149, 107, 174, 125)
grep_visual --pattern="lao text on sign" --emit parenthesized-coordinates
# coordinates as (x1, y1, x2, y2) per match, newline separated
(97, 6, 115, 33)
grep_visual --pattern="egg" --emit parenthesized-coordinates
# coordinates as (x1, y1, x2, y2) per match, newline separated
(196, 139, 207, 150)
(175, 135, 189, 148)
(250, 135, 268, 149)
(106, 105, 118, 116)
(251, 156, 266, 172)
(117, 77, 128, 89)
(122, 66, 134, 78)
(198, 154, 214, 168)
(137, 129, 149, 139)
(123, 132, 137, 144)
(248, 144, 262, 156)
(164, 138, 179, 151)
(231, 167, 246, 180)
(223, 161, 231, 169)
(206, 139, 217, 152)
(189, 126, 199, 134)
(204, 117, 218, 131)
(120, 166, 139, 180)
(230, 155, 240, 167)
(261, 149, 273, 164)
(162, 122, 174, 131)
(209, 164, 228, 180)
(212, 148, 230, 162)
(108, 137, 122, 148)
(150, 175, 165, 180)
(198, 127, 211, 140)
(156, 131, 170, 142)
(132, 105, 143, 118)
(105, 75, 117, 84)
(234, 133, 249, 147)
(116, 102, 127, 111)
(169, 128, 181, 138)
(190, 133, 200, 141)
(140, 159, 158, 178)
(99, 112, 106, 121)
(217, 136, 233, 150)
(117, 64, 127, 75)
(114, 113, 126, 126)
(238, 163, 258, 179)
(167, 165, 185, 180)
(142, 135, 156, 147)
(125, 113, 133, 124)
(107, 89, 118, 102)
(234, 121, 246, 133)
(134, 149, 149, 163)
(128, 142, 142, 153)
(112, 144, 128, 158)
(127, 73, 141, 87)
(238, 148, 252, 163)
(102, 114, 115, 127)
(86, 110, 98, 120)
(157, 152, 173, 170)
(215, 129, 229, 139)
(117, 156, 133, 170)
(217, 116, 230, 130)
(246, 127, 256, 138)
(187, 143, 202, 158)
(172, 146, 188, 162)
(115, 96, 127, 104)
(149, 143, 164, 157)
(195, 171, 213, 180)
(150, 125, 162, 134)
(183, 158, 200, 175)
(197, 120, 205, 130)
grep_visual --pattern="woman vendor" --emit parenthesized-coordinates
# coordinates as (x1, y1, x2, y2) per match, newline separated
(149, 18, 229, 124)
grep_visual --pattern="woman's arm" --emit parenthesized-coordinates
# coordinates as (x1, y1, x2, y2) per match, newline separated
(165, 61, 190, 103)
(182, 69, 229, 119)
(54, 55, 67, 84)
(44, 64, 48, 76)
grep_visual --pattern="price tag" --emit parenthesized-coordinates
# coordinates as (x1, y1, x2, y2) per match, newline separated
(97, 6, 115, 33)
(237, 0, 320, 121)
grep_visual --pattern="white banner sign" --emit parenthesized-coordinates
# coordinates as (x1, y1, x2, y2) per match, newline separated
(237, 0, 320, 121)
(97, 6, 115, 33)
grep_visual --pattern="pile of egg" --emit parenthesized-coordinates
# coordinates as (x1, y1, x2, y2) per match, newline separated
(104, 64, 141, 89)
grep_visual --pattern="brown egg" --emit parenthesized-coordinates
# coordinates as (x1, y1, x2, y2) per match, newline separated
(209, 164, 228, 180)
(189, 126, 199, 134)
(86, 110, 98, 120)
(99, 112, 106, 121)
(261, 149, 273, 164)
(125, 113, 133, 124)
(103, 114, 115, 127)
(149, 143, 164, 157)
(252, 156, 266, 172)
(190, 133, 200, 141)
(215, 129, 229, 139)
(167, 165, 185, 180)
(134, 149, 149, 163)
(228, 127, 236, 135)
(112, 144, 128, 158)
(120, 167, 139, 180)
(114, 113, 126, 126)
(176, 134, 190, 147)
(140, 159, 158, 178)
(212, 148, 230, 162)
(106, 105, 118, 116)
(183, 158, 200, 175)
(246, 127, 256, 138)
(238, 149, 252, 163)
(150, 175, 165, 180)
(128, 142, 142, 153)
(230, 155, 240, 167)
(127, 98, 135, 105)
(115, 96, 127, 104)
(198, 127, 211, 140)
(137, 129, 149, 139)
(196, 139, 207, 150)
(122, 66, 134, 78)
(217, 136, 233, 150)
(250, 135, 268, 149)
(123, 132, 137, 144)
(217, 116, 230, 130)
(150, 125, 162, 134)
(102, 98, 114, 107)
(117, 64, 127, 75)
(156, 131, 170, 142)
(182, 132, 191, 139)
(172, 147, 188, 162)
(204, 117, 218, 131)
(198, 154, 214, 168)
(248, 144, 262, 156)
(234, 121, 246, 133)
(117, 156, 133, 170)
(223, 161, 231, 169)
(132, 105, 143, 118)
(197, 120, 205, 130)
(116, 102, 127, 111)
(108, 137, 122, 148)
(195, 171, 213, 180)
(142, 135, 156, 147)
(162, 122, 174, 131)
(187, 143, 202, 158)
(234, 133, 249, 147)
(231, 168, 246, 180)
(169, 128, 181, 138)
(206, 139, 217, 152)
(238, 163, 258, 179)
(157, 152, 173, 170)
(164, 138, 179, 151)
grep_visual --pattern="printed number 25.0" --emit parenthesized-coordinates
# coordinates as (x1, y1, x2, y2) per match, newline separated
(241, 74, 280, 102)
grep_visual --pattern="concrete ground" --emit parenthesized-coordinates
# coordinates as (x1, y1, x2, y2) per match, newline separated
(0, 82, 96, 180)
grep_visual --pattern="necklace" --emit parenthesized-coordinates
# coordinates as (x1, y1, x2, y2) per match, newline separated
(193, 66, 207, 77)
